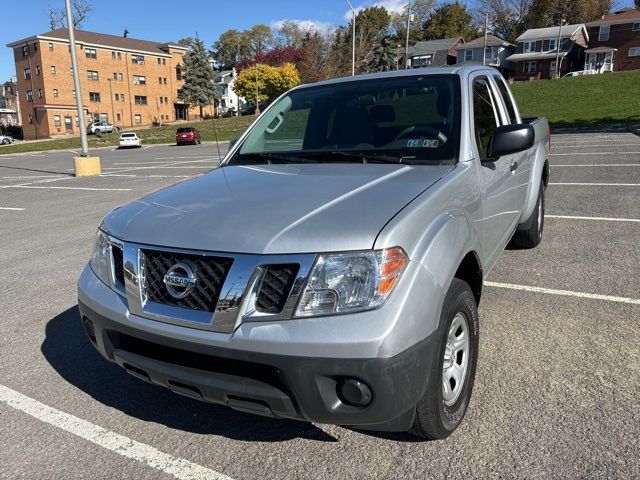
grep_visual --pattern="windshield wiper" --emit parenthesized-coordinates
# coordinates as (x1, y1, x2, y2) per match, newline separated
(228, 153, 317, 165)
(302, 151, 414, 164)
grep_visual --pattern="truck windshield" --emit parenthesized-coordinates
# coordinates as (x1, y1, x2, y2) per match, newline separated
(229, 74, 461, 165)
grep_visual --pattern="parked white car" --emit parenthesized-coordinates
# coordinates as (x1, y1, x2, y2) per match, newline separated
(562, 69, 597, 77)
(0, 134, 14, 145)
(118, 132, 141, 148)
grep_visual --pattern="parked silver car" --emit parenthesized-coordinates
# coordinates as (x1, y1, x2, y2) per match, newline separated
(0, 134, 14, 145)
(78, 66, 550, 439)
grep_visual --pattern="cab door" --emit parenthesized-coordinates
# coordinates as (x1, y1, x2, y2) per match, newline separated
(469, 74, 523, 268)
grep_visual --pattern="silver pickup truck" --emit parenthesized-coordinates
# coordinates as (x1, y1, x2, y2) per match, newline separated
(78, 66, 549, 439)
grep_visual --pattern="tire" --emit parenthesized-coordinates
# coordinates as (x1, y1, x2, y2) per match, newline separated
(177, 142, 182, 146)
(510, 180, 545, 249)
(409, 278, 479, 440)
(1, 139, 9, 145)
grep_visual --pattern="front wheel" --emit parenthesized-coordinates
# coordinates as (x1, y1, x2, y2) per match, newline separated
(1, 139, 9, 145)
(409, 278, 479, 440)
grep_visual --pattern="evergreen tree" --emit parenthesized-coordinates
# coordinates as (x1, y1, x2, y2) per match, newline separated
(368, 37, 396, 72)
(423, 2, 478, 41)
(177, 39, 218, 119)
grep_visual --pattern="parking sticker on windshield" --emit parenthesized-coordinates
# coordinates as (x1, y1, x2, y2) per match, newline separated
(407, 139, 439, 148)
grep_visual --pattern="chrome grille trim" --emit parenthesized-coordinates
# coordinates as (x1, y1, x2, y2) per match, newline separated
(113, 239, 316, 333)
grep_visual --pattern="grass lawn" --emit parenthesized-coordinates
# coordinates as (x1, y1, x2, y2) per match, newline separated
(0, 115, 255, 155)
(510, 69, 640, 128)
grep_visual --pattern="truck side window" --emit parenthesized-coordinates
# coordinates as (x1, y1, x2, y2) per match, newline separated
(493, 75, 518, 124)
(472, 78, 499, 159)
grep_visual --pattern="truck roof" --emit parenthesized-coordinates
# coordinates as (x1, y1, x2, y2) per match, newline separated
(297, 65, 496, 90)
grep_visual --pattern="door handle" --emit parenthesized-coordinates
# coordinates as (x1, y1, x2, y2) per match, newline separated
(510, 161, 518, 172)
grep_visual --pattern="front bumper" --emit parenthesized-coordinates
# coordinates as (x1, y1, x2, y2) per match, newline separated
(79, 300, 437, 429)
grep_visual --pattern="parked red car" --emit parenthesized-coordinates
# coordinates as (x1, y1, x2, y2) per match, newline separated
(175, 127, 201, 146)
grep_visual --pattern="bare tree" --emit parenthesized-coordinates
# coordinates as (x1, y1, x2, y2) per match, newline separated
(48, 0, 93, 29)
(475, 0, 532, 42)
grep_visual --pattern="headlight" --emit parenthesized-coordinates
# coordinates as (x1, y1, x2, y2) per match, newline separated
(90, 229, 111, 286)
(295, 247, 408, 317)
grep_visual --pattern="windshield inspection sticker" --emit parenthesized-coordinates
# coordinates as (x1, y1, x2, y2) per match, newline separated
(407, 139, 440, 148)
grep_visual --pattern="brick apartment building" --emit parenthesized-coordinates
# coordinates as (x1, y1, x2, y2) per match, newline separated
(7, 29, 212, 140)
(585, 8, 640, 72)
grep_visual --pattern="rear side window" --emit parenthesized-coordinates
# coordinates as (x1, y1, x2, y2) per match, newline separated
(493, 75, 518, 124)
(472, 77, 499, 159)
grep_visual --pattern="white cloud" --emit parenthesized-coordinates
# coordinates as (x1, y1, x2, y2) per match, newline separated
(270, 19, 335, 36)
(343, 0, 408, 21)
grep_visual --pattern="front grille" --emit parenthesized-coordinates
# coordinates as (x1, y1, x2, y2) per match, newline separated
(111, 244, 124, 287)
(255, 264, 299, 313)
(141, 249, 233, 312)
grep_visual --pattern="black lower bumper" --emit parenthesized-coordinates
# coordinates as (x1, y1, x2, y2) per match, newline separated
(79, 301, 438, 431)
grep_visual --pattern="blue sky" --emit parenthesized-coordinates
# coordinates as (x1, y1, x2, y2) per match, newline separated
(1, 0, 635, 80)
(2, 0, 410, 79)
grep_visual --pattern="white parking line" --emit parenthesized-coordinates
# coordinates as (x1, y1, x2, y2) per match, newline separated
(0, 384, 233, 480)
(551, 164, 640, 167)
(485, 282, 640, 305)
(4, 185, 132, 191)
(550, 182, 640, 186)
(0, 207, 25, 211)
(550, 152, 640, 156)
(547, 214, 640, 223)
(551, 144, 640, 148)
(102, 174, 193, 178)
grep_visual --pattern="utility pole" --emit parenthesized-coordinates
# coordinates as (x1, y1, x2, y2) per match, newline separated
(346, 0, 356, 75)
(555, 18, 565, 78)
(255, 65, 260, 115)
(66, 0, 88, 157)
(482, 14, 488, 66)
(405, 2, 412, 69)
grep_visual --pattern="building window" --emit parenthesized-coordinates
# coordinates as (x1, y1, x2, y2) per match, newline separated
(164, 96, 168, 103)
(113, 72, 118, 80)
(53, 89, 58, 98)
(28, 114, 33, 124)
(159, 97, 163, 104)
(162, 58, 166, 65)
(33, 42, 38, 51)
(134, 95, 148, 105)
(35, 65, 41, 75)
(131, 54, 145, 65)
(22, 45, 29, 56)
(48, 42, 54, 51)
(132, 75, 146, 85)
(51, 65, 56, 74)
(89, 92, 101, 102)
(157, 58, 162, 65)
(547, 38, 557, 51)
(117, 73, 123, 81)
(484, 46, 493, 61)
(24, 68, 31, 80)
(629, 47, 640, 57)
(524, 61, 536, 73)
(134, 114, 142, 124)
(633, 23, 640, 32)
(163, 77, 167, 85)
(116, 113, 121, 121)
(549, 61, 557, 73)
(176, 65, 182, 80)
(53, 115, 61, 127)
(87, 70, 99, 81)
(523, 41, 534, 53)
(112, 51, 122, 59)
(159, 76, 162, 84)
(85, 48, 97, 59)
(26, 90, 33, 102)
(38, 89, 43, 98)
(112, 51, 116, 59)
(463, 49, 472, 61)
(599, 25, 610, 41)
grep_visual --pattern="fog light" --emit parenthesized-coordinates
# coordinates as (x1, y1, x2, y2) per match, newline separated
(82, 316, 96, 343)
(337, 378, 372, 407)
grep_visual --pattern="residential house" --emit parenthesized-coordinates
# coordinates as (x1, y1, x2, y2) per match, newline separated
(214, 68, 245, 115)
(585, 8, 640, 72)
(506, 24, 589, 80)
(7, 29, 212, 140)
(455, 34, 516, 75)
(402, 37, 464, 68)
(0, 77, 21, 126)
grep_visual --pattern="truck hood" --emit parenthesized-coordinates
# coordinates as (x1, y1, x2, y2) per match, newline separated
(102, 163, 454, 254)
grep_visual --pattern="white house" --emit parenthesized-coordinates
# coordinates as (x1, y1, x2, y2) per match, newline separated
(455, 34, 516, 76)
(214, 68, 246, 116)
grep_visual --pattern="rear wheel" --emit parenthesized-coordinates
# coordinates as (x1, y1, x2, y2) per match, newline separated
(511, 180, 545, 248)
(1, 138, 9, 145)
(409, 278, 479, 440)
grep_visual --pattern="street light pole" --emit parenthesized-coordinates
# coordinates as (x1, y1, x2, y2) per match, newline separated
(405, 2, 412, 69)
(346, 0, 355, 76)
(255, 65, 260, 115)
(107, 78, 115, 125)
(554, 18, 565, 78)
(65, 0, 89, 157)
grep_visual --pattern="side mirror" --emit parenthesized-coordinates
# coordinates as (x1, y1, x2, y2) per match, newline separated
(229, 137, 239, 149)
(486, 124, 534, 160)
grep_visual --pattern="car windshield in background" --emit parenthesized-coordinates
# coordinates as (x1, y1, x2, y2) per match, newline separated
(230, 74, 461, 165)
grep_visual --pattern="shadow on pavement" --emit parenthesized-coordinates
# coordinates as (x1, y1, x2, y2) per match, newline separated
(0, 165, 74, 176)
(41, 305, 337, 443)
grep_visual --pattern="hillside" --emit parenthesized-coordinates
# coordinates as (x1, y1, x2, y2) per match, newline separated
(510, 69, 640, 127)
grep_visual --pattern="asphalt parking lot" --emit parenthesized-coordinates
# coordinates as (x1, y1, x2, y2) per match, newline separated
(0, 133, 638, 479)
